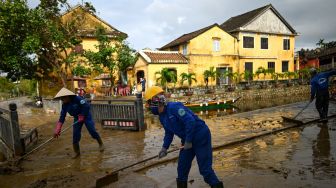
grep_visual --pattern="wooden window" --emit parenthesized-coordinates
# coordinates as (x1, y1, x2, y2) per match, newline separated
(243, 36, 254, 48)
(261, 38, 268, 49)
(283, 39, 290, 50)
(245, 62, 253, 80)
(282, 61, 289, 72)
(268, 62, 275, 71)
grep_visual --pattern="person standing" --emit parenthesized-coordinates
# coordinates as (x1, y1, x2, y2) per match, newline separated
(310, 68, 336, 122)
(144, 86, 223, 188)
(53, 88, 104, 158)
(140, 77, 146, 92)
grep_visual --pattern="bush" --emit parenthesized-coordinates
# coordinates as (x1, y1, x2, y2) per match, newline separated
(0, 77, 15, 92)
(17, 79, 37, 95)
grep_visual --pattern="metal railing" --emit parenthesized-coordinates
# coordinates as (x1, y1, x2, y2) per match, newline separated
(88, 93, 145, 131)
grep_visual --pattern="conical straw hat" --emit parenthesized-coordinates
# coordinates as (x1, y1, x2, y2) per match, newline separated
(54, 88, 76, 99)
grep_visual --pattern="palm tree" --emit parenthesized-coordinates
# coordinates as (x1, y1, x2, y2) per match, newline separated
(298, 67, 310, 84)
(226, 71, 240, 86)
(155, 68, 177, 92)
(241, 71, 253, 84)
(316, 38, 325, 49)
(203, 66, 216, 87)
(180, 72, 197, 89)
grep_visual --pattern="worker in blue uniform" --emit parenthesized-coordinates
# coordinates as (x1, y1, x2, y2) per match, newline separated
(310, 68, 336, 122)
(53, 87, 104, 158)
(144, 86, 223, 188)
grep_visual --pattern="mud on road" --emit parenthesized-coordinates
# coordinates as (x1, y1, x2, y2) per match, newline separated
(0, 99, 335, 188)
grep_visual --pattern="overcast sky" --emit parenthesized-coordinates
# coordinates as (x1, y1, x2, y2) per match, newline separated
(28, 0, 336, 51)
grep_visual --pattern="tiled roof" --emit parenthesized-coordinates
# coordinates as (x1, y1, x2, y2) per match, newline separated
(220, 4, 296, 34)
(139, 50, 188, 64)
(160, 23, 219, 50)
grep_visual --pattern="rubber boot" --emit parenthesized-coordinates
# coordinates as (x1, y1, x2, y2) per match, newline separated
(97, 137, 105, 152)
(72, 143, 80, 159)
(176, 180, 187, 188)
(211, 181, 224, 188)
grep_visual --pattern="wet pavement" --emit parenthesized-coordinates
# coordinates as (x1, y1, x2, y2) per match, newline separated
(0, 98, 336, 188)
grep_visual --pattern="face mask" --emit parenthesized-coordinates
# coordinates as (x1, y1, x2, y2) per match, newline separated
(150, 106, 160, 115)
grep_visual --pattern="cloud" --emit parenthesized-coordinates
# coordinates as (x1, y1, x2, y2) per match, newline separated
(177, 17, 186, 24)
(28, 0, 336, 51)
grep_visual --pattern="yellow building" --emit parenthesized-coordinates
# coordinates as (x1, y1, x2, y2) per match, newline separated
(135, 50, 189, 88)
(220, 4, 297, 79)
(61, 5, 127, 90)
(134, 4, 298, 87)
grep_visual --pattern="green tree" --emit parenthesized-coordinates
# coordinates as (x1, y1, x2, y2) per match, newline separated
(180, 72, 197, 89)
(155, 68, 176, 92)
(0, 0, 43, 79)
(203, 67, 216, 86)
(115, 40, 136, 85)
(85, 26, 118, 90)
(0, 1, 98, 87)
(72, 64, 91, 77)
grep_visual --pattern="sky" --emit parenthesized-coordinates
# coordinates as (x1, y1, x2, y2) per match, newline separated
(28, 0, 336, 51)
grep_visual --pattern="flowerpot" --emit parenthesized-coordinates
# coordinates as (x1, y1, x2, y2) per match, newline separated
(185, 91, 193, 96)
(205, 89, 215, 94)
(260, 85, 267, 89)
(227, 87, 235, 92)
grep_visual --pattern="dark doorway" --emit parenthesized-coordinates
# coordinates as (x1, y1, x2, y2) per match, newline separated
(136, 70, 144, 83)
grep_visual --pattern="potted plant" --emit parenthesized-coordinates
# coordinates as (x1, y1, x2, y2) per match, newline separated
(283, 71, 294, 87)
(255, 67, 269, 89)
(203, 67, 216, 93)
(241, 71, 253, 90)
(298, 67, 310, 85)
(271, 72, 281, 88)
(155, 68, 177, 97)
(180, 72, 197, 96)
(226, 71, 240, 92)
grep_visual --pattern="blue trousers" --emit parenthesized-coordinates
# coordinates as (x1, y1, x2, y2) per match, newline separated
(73, 116, 101, 144)
(177, 127, 220, 186)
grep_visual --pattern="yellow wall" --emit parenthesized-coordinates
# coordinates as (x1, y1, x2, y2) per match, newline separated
(238, 32, 295, 80)
(161, 26, 239, 86)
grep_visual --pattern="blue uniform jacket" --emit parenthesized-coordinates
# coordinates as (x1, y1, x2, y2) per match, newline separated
(311, 70, 336, 98)
(59, 96, 90, 123)
(159, 102, 207, 149)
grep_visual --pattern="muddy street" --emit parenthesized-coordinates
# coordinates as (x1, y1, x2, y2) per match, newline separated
(0, 98, 336, 188)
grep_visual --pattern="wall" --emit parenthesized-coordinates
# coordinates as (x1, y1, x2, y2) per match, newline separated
(238, 32, 295, 79)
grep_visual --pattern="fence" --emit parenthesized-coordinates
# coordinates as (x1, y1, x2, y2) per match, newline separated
(88, 93, 145, 131)
(0, 103, 24, 160)
(0, 103, 38, 161)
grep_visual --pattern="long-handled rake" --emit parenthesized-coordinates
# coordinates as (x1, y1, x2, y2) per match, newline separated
(13, 121, 78, 165)
(282, 100, 312, 124)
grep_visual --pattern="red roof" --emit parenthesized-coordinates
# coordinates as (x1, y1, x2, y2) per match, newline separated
(139, 50, 188, 64)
